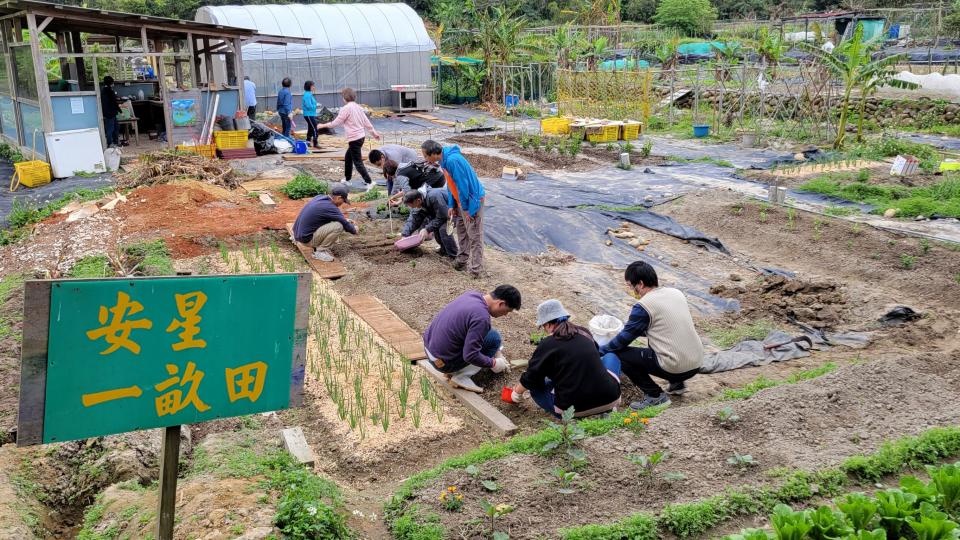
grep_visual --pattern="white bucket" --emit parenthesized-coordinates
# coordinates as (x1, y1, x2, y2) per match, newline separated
(104, 147, 122, 172)
(589, 314, 624, 347)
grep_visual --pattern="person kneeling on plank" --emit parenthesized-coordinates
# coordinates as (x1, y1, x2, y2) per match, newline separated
(507, 299, 621, 418)
(599, 261, 704, 410)
(400, 189, 459, 260)
(291, 184, 357, 262)
(423, 285, 520, 393)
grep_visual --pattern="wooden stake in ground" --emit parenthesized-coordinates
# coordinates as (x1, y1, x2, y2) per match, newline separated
(156, 425, 181, 540)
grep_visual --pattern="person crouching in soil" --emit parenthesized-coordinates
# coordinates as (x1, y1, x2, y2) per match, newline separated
(423, 285, 520, 392)
(507, 299, 621, 417)
(600, 261, 704, 409)
(400, 189, 459, 260)
(291, 184, 357, 262)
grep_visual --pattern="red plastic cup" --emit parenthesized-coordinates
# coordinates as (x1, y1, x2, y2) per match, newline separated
(501, 387, 515, 403)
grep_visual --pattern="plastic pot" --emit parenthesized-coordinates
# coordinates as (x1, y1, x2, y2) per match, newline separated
(693, 124, 710, 138)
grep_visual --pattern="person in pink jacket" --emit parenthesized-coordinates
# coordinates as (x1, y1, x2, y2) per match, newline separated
(317, 87, 381, 191)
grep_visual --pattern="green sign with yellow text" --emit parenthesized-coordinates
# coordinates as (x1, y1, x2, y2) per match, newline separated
(17, 274, 309, 445)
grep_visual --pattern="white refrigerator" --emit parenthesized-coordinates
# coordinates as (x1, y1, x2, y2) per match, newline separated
(44, 128, 107, 179)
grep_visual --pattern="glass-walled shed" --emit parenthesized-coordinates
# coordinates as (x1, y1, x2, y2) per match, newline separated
(0, 0, 308, 158)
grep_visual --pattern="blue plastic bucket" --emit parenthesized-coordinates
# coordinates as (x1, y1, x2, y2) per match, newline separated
(505, 94, 519, 108)
(294, 140, 308, 154)
(693, 124, 710, 138)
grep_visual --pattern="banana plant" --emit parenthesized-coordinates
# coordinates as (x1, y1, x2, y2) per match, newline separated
(797, 23, 918, 149)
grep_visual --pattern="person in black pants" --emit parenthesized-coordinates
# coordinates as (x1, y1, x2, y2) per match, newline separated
(316, 87, 380, 191)
(100, 76, 121, 147)
(599, 261, 705, 410)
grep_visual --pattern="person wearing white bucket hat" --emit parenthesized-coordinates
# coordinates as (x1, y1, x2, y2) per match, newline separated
(600, 261, 704, 410)
(507, 300, 621, 418)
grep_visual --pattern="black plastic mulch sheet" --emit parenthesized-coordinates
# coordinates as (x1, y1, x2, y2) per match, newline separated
(481, 171, 739, 313)
(1, 162, 114, 227)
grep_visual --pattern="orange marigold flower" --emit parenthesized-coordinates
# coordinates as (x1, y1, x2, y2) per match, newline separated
(640, 417, 650, 425)
(456, 494, 464, 501)
(623, 417, 633, 424)
(448, 486, 457, 492)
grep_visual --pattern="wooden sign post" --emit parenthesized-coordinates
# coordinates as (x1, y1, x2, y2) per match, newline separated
(16, 273, 311, 539)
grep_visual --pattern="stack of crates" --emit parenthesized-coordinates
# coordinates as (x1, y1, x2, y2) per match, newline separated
(541, 117, 572, 135)
(176, 144, 217, 159)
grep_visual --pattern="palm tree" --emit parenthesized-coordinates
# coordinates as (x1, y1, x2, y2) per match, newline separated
(580, 36, 610, 71)
(798, 23, 918, 149)
(548, 24, 578, 70)
(746, 27, 788, 79)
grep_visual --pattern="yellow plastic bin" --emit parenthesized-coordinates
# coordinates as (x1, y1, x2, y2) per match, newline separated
(621, 121, 642, 140)
(213, 130, 249, 150)
(586, 124, 620, 143)
(13, 160, 52, 188)
(541, 117, 572, 135)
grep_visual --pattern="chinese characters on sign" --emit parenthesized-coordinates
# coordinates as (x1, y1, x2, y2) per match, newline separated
(30, 274, 306, 444)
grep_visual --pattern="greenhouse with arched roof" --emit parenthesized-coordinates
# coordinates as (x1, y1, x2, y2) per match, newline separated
(196, 3, 435, 109)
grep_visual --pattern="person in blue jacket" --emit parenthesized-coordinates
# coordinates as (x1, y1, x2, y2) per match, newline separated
(302, 81, 319, 148)
(421, 140, 486, 278)
(276, 77, 293, 137)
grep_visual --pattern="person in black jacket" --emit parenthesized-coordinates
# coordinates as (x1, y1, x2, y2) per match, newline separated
(100, 76, 121, 147)
(509, 300, 621, 418)
(401, 189, 459, 259)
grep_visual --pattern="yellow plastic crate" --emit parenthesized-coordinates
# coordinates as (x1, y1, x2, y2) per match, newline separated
(621, 122, 642, 140)
(541, 117, 571, 135)
(14, 160, 51, 188)
(586, 124, 620, 143)
(213, 130, 249, 150)
(176, 144, 217, 159)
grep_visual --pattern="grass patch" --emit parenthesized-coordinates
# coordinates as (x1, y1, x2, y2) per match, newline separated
(357, 186, 386, 202)
(918, 124, 960, 137)
(69, 255, 113, 278)
(665, 155, 736, 168)
(280, 172, 329, 200)
(0, 273, 24, 341)
(264, 453, 352, 539)
(561, 513, 658, 539)
(704, 319, 778, 349)
(720, 363, 838, 401)
(2, 187, 114, 245)
(841, 426, 960, 483)
(841, 137, 942, 172)
(823, 205, 861, 217)
(797, 176, 960, 219)
(124, 240, 173, 276)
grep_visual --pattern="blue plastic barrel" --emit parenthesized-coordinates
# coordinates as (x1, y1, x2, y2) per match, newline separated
(505, 94, 519, 108)
(693, 124, 710, 138)
(294, 140, 308, 154)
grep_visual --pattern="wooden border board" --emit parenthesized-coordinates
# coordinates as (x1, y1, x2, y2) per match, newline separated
(240, 178, 292, 192)
(408, 112, 456, 127)
(283, 152, 344, 162)
(417, 360, 517, 435)
(285, 223, 348, 279)
(342, 294, 426, 361)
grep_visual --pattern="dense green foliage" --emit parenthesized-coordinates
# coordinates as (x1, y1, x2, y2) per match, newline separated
(653, 0, 717, 36)
(720, 363, 838, 401)
(799, 177, 960, 219)
(281, 173, 330, 200)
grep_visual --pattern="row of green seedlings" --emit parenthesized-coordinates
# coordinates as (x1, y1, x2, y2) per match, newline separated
(309, 282, 443, 439)
(519, 132, 583, 157)
(726, 462, 960, 540)
(218, 237, 297, 274)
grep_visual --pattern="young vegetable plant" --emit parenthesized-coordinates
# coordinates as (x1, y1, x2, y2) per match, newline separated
(715, 406, 741, 428)
(771, 504, 813, 540)
(552, 468, 580, 495)
(627, 450, 669, 480)
(927, 463, 960, 516)
(543, 406, 588, 465)
(479, 500, 514, 540)
(481, 480, 500, 492)
(727, 453, 758, 469)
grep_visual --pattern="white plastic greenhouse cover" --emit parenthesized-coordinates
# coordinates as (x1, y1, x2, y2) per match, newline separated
(195, 3, 435, 60)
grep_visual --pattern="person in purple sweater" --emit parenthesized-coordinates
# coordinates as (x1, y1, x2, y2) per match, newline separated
(291, 184, 357, 262)
(423, 285, 521, 392)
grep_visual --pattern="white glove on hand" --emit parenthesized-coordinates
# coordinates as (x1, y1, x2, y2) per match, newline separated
(491, 354, 509, 373)
(510, 389, 524, 403)
(419, 229, 428, 240)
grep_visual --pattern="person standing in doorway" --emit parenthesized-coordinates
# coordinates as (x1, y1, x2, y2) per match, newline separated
(421, 139, 486, 278)
(276, 77, 293, 137)
(243, 76, 257, 119)
(302, 81, 319, 148)
(100, 76, 121, 147)
(316, 87, 381, 191)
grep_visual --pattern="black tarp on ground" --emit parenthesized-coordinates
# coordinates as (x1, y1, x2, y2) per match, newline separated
(1, 162, 114, 227)
(898, 132, 960, 151)
(481, 169, 739, 313)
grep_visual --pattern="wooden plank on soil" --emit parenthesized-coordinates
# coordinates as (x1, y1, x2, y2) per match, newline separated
(416, 360, 517, 435)
(259, 193, 277, 207)
(285, 223, 348, 279)
(281, 427, 316, 467)
(342, 294, 427, 361)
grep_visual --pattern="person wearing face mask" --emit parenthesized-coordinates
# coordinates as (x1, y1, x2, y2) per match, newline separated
(599, 261, 703, 410)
